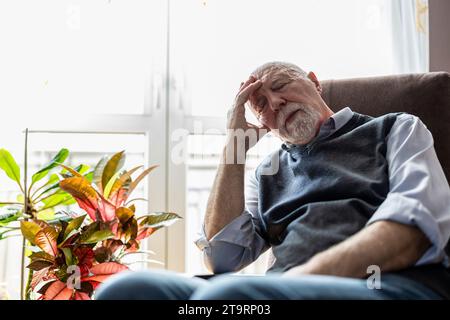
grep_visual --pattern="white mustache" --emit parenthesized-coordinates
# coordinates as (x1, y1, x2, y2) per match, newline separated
(278, 103, 308, 126)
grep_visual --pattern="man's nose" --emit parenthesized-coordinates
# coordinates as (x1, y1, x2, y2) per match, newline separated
(268, 95, 286, 112)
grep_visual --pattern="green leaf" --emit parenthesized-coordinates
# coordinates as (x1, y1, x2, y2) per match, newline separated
(32, 148, 69, 184)
(93, 156, 109, 192)
(27, 259, 54, 271)
(16, 194, 24, 203)
(0, 229, 20, 240)
(101, 151, 125, 193)
(74, 164, 90, 175)
(34, 174, 61, 200)
(30, 251, 55, 263)
(20, 220, 43, 245)
(78, 221, 99, 240)
(79, 229, 114, 244)
(138, 212, 182, 228)
(64, 215, 86, 239)
(61, 196, 76, 206)
(40, 193, 73, 210)
(0, 149, 21, 186)
(45, 213, 73, 226)
(103, 170, 122, 199)
(36, 208, 55, 220)
(61, 247, 73, 266)
(28, 251, 55, 271)
(84, 171, 94, 183)
(0, 209, 21, 227)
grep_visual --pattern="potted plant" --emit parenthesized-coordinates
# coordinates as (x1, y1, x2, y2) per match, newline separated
(0, 132, 180, 300)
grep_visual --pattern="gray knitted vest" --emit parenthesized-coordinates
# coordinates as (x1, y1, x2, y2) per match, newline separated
(256, 112, 397, 271)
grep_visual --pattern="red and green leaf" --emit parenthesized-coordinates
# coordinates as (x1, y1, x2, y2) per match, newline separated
(116, 207, 134, 224)
(108, 166, 142, 202)
(43, 280, 73, 300)
(73, 291, 91, 300)
(31, 268, 56, 291)
(60, 177, 99, 220)
(96, 194, 116, 222)
(136, 227, 158, 240)
(34, 226, 58, 257)
(57, 163, 83, 177)
(20, 220, 42, 245)
(82, 262, 128, 283)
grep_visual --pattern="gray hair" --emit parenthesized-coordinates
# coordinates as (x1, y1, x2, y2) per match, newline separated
(251, 61, 308, 80)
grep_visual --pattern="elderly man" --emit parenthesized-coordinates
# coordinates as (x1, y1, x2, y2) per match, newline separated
(96, 62, 450, 300)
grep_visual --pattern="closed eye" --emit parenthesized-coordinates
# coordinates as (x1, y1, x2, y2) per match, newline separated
(272, 82, 287, 91)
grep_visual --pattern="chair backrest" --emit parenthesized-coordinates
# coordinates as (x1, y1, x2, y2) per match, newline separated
(321, 72, 450, 183)
(266, 72, 450, 269)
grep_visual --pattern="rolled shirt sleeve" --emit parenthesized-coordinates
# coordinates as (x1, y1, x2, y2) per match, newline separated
(367, 113, 450, 265)
(194, 170, 269, 273)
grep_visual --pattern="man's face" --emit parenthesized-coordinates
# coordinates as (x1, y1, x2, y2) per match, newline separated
(249, 69, 327, 145)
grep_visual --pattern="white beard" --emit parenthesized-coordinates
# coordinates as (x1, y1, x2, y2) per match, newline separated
(276, 102, 322, 145)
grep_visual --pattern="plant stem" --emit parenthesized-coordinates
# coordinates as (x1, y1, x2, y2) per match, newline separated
(27, 182, 35, 202)
(20, 237, 26, 300)
(0, 202, 24, 206)
(20, 128, 29, 300)
(25, 269, 33, 300)
(30, 181, 53, 202)
(34, 192, 55, 205)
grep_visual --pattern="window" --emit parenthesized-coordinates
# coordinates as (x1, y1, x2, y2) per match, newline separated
(0, 0, 169, 299)
(171, 0, 395, 117)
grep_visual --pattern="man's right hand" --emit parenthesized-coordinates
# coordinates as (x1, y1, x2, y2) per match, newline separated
(225, 77, 268, 161)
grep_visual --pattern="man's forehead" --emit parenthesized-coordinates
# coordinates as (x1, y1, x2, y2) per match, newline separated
(255, 68, 290, 82)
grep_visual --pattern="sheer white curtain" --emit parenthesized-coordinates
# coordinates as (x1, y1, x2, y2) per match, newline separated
(391, 0, 429, 73)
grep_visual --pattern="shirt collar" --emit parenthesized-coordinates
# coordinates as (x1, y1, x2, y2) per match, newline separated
(331, 107, 353, 132)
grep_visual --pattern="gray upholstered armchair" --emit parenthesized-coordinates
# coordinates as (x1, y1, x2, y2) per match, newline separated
(320, 72, 450, 256)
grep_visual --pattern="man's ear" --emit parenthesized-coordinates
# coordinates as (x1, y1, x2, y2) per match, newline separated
(307, 71, 322, 94)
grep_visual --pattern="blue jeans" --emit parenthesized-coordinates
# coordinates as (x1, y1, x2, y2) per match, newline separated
(95, 270, 442, 300)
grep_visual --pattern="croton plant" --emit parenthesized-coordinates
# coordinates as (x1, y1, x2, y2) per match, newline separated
(0, 149, 180, 300)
